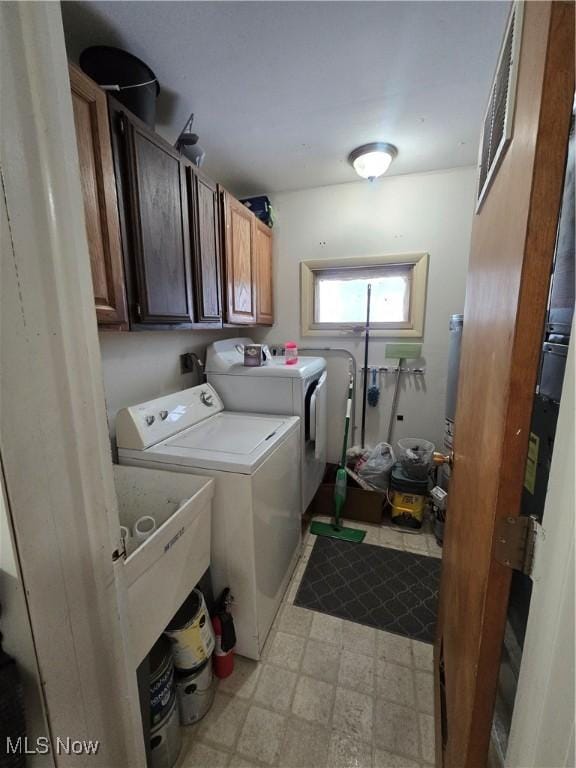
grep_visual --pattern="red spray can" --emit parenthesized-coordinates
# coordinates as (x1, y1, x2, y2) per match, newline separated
(212, 589, 236, 679)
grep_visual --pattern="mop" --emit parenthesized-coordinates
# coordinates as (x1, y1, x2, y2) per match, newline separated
(310, 374, 366, 543)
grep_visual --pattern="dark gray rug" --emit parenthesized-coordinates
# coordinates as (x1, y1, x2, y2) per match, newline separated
(294, 536, 441, 643)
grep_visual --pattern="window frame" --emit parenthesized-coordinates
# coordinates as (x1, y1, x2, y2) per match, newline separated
(300, 252, 429, 338)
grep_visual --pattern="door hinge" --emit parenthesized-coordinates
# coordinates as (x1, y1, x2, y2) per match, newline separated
(494, 515, 542, 577)
(134, 303, 141, 320)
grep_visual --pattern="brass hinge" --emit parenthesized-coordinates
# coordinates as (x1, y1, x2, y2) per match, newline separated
(494, 515, 541, 577)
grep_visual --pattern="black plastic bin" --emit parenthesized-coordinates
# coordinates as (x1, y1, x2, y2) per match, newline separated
(79, 46, 159, 128)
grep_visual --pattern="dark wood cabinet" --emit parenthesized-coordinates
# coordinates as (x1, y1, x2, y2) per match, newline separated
(106, 94, 273, 331)
(124, 113, 194, 325)
(69, 65, 128, 329)
(187, 167, 223, 325)
(109, 99, 195, 327)
(221, 190, 257, 325)
(254, 219, 274, 325)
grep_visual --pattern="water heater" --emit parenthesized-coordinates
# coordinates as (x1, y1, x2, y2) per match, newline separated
(444, 313, 464, 450)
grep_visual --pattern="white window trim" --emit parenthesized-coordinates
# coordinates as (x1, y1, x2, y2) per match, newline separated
(300, 252, 429, 338)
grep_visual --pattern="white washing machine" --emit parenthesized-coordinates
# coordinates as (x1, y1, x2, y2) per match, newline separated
(205, 338, 327, 513)
(116, 383, 301, 661)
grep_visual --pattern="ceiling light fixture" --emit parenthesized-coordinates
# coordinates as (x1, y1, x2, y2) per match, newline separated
(348, 142, 398, 181)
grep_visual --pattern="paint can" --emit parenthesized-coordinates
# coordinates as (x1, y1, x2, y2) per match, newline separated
(165, 589, 215, 673)
(149, 698, 182, 768)
(149, 636, 176, 729)
(176, 658, 215, 725)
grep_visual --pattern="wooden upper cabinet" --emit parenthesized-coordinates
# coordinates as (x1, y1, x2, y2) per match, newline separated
(125, 118, 194, 325)
(222, 191, 257, 324)
(109, 100, 194, 327)
(69, 65, 128, 329)
(187, 167, 222, 324)
(254, 219, 274, 325)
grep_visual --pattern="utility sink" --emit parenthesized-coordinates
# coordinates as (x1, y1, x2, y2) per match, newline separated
(113, 465, 214, 666)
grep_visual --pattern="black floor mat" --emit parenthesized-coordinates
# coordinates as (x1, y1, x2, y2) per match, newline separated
(294, 536, 441, 644)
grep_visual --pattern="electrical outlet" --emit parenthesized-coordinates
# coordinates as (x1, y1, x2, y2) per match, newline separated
(180, 353, 197, 375)
(396, 414, 404, 421)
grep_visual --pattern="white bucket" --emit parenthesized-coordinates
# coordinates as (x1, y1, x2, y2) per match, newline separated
(176, 658, 215, 725)
(165, 589, 215, 672)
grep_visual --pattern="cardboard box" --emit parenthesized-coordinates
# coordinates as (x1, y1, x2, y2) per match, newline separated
(307, 464, 386, 525)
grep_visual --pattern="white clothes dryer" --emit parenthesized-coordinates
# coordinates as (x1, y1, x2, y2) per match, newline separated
(205, 338, 327, 512)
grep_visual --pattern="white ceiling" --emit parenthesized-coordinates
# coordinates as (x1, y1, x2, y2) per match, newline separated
(62, 1, 510, 196)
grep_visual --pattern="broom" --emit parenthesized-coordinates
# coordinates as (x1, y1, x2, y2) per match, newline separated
(310, 374, 366, 543)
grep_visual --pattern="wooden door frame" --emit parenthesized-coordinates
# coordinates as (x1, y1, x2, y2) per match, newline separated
(435, 3, 574, 766)
(1, 4, 144, 764)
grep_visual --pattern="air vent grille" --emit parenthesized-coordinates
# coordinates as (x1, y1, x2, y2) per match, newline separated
(477, 2, 524, 209)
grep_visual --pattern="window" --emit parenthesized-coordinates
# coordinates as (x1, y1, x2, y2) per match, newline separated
(301, 253, 428, 337)
(314, 265, 411, 325)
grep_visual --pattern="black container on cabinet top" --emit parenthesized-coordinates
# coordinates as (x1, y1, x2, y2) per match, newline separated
(80, 46, 159, 128)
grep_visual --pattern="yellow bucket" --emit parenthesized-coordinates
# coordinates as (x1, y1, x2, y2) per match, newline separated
(389, 489, 426, 524)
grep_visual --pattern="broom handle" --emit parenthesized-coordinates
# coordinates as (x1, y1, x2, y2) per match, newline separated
(386, 358, 404, 444)
(360, 284, 371, 448)
(340, 376, 354, 467)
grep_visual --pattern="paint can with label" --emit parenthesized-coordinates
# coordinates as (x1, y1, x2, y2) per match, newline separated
(165, 589, 215, 673)
(149, 698, 182, 768)
(176, 657, 215, 725)
(149, 636, 176, 729)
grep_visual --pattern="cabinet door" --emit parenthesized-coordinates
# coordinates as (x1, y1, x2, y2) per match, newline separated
(69, 65, 128, 329)
(254, 219, 274, 325)
(222, 191, 256, 324)
(188, 167, 222, 324)
(123, 114, 194, 325)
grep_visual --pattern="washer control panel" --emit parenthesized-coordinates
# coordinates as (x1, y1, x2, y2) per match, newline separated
(116, 384, 224, 450)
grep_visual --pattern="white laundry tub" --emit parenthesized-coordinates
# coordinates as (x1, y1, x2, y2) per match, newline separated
(113, 465, 214, 665)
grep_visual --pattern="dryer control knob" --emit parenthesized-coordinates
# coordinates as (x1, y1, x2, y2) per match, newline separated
(145, 415, 155, 426)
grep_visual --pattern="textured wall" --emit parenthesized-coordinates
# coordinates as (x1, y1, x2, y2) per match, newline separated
(253, 167, 477, 459)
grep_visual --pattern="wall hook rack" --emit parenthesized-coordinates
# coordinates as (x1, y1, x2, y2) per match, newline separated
(361, 366, 426, 375)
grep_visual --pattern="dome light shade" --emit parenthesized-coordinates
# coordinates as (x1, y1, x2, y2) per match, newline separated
(348, 142, 398, 180)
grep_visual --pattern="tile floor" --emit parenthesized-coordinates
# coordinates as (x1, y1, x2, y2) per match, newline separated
(176, 517, 441, 768)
